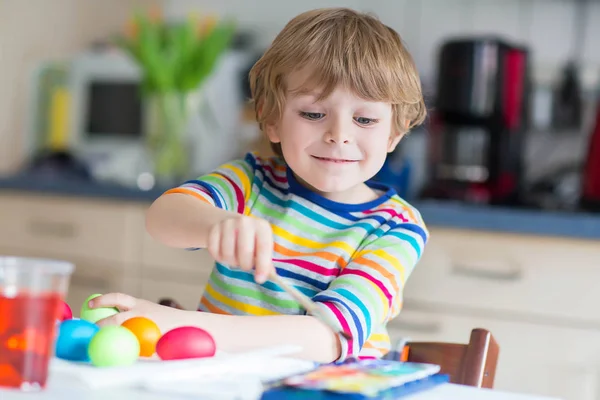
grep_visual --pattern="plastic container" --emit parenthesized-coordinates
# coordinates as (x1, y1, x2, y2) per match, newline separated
(0, 256, 74, 391)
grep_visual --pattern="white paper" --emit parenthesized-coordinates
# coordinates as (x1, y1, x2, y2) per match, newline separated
(49, 345, 314, 391)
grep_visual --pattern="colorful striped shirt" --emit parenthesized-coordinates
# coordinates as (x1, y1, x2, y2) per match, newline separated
(165, 152, 429, 361)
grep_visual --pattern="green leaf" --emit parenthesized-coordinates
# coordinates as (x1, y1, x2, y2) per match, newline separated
(114, 11, 237, 95)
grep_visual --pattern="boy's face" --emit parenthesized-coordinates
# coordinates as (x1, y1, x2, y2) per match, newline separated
(265, 71, 401, 201)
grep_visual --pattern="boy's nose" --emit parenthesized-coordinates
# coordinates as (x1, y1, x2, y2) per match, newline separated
(324, 118, 352, 144)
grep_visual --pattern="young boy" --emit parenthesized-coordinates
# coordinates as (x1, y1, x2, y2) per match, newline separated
(89, 7, 428, 364)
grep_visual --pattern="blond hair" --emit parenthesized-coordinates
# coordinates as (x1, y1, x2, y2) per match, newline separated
(249, 7, 426, 155)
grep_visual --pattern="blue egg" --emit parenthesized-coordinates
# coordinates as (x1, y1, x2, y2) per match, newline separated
(55, 319, 100, 362)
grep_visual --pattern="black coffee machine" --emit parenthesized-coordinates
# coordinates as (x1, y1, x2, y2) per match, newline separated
(423, 37, 530, 205)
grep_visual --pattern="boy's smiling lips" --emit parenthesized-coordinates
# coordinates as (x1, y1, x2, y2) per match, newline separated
(312, 155, 360, 163)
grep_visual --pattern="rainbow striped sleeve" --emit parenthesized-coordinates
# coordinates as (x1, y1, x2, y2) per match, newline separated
(164, 154, 256, 214)
(312, 212, 428, 361)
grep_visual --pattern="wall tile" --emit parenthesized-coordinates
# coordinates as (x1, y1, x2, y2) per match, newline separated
(471, 0, 525, 42)
(581, 2, 600, 65)
(529, 0, 576, 66)
(415, 0, 475, 85)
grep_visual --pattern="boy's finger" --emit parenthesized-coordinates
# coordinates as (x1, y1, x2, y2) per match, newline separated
(89, 292, 136, 311)
(96, 311, 134, 327)
(254, 225, 274, 284)
(237, 223, 255, 271)
(207, 224, 221, 261)
(220, 219, 238, 267)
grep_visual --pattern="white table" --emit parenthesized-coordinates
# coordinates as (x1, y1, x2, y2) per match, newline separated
(0, 351, 563, 400)
(0, 381, 563, 400)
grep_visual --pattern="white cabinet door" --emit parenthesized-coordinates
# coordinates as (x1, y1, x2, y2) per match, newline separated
(406, 228, 600, 325)
(388, 308, 600, 400)
(0, 194, 144, 268)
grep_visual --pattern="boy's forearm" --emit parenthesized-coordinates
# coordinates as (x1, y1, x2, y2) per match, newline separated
(145, 193, 238, 248)
(177, 311, 341, 363)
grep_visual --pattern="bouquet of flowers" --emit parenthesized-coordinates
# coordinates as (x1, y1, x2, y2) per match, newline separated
(116, 8, 236, 94)
(114, 8, 236, 183)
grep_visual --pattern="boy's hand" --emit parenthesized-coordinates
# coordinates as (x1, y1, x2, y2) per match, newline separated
(207, 215, 274, 283)
(89, 293, 184, 331)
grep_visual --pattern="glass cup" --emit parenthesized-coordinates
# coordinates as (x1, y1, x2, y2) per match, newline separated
(0, 256, 74, 391)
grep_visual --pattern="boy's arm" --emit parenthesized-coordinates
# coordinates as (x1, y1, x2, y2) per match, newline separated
(145, 193, 239, 249)
(174, 311, 341, 363)
(311, 216, 429, 360)
(145, 155, 257, 249)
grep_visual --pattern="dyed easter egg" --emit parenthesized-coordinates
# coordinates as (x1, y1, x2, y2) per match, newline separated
(55, 319, 100, 362)
(80, 294, 119, 323)
(59, 300, 73, 321)
(121, 317, 161, 357)
(87, 326, 140, 367)
(156, 326, 216, 361)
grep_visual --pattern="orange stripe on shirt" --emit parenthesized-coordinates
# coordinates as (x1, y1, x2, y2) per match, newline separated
(200, 297, 230, 314)
(352, 255, 399, 295)
(164, 188, 213, 204)
(273, 243, 348, 269)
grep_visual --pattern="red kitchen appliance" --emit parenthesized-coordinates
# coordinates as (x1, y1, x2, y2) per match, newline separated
(581, 102, 600, 211)
(422, 37, 530, 205)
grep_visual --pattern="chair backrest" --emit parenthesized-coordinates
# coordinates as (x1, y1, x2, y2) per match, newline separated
(158, 297, 185, 310)
(406, 328, 499, 388)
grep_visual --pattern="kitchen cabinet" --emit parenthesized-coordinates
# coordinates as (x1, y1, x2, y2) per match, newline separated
(387, 227, 600, 400)
(404, 228, 600, 325)
(0, 192, 213, 313)
(0, 193, 144, 310)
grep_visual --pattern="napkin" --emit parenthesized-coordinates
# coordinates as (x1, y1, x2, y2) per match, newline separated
(50, 345, 310, 390)
(143, 356, 318, 399)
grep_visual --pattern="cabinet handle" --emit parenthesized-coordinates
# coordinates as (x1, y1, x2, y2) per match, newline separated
(28, 220, 76, 239)
(451, 263, 522, 282)
(392, 320, 442, 334)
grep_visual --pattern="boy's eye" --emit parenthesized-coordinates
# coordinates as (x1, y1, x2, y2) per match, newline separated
(354, 117, 377, 125)
(300, 111, 325, 120)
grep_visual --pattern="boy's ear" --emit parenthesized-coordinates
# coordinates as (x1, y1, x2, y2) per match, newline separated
(265, 122, 281, 143)
(387, 120, 410, 152)
(387, 133, 403, 152)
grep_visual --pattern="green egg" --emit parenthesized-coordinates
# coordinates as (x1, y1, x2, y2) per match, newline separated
(80, 294, 119, 323)
(88, 326, 140, 367)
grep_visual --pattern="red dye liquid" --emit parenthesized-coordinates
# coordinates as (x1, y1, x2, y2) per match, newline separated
(0, 292, 61, 390)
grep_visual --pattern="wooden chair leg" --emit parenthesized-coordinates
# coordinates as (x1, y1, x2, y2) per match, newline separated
(460, 328, 500, 388)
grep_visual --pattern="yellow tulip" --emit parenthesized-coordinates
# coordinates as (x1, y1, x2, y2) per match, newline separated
(124, 18, 138, 39)
(148, 6, 162, 23)
(198, 15, 218, 37)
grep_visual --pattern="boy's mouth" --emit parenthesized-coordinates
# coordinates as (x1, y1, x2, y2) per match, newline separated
(312, 156, 359, 163)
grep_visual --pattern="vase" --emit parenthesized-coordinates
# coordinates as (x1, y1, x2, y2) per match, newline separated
(144, 92, 198, 186)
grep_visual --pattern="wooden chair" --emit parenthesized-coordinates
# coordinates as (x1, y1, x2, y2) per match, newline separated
(406, 328, 499, 389)
(158, 298, 499, 388)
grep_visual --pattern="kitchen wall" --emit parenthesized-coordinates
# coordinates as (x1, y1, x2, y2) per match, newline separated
(0, 0, 162, 174)
(165, 0, 600, 89)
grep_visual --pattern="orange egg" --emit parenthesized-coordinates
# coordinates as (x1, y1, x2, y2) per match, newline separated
(121, 317, 162, 357)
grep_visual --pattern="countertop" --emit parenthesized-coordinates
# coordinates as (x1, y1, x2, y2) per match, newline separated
(0, 174, 599, 241)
